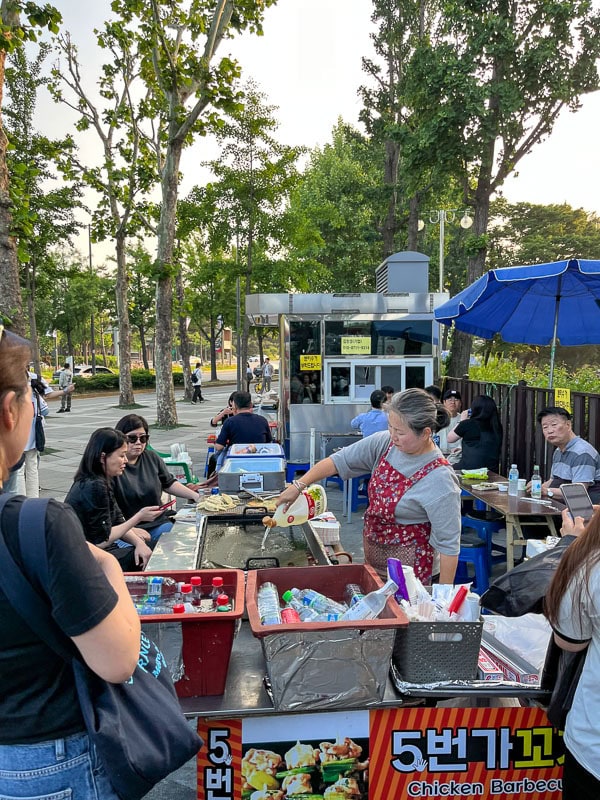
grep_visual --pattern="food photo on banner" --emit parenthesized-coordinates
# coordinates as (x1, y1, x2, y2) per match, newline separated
(198, 706, 566, 799)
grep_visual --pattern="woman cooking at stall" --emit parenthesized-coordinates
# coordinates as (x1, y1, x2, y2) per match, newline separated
(274, 388, 461, 584)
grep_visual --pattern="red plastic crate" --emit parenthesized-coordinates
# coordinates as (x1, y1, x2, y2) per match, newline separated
(126, 569, 244, 697)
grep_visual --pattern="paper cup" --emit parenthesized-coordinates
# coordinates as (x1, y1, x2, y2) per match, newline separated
(518, 479, 527, 491)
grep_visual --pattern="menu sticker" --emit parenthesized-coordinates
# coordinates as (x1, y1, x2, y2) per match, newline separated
(554, 388, 571, 415)
(300, 354, 322, 371)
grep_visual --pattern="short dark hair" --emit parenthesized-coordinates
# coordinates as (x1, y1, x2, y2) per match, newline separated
(74, 427, 127, 481)
(381, 385, 395, 395)
(232, 390, 252, 410)
(370, 389, 386, 409)
(443, 388, 462, 401)
(115, 413, 149, 435)
(537, 406, 572, 423)
(425, 385, 442, 401)
(63, 362, 70, 369)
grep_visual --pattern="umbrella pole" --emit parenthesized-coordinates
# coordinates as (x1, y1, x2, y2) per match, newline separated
(548, 276, 562, 389)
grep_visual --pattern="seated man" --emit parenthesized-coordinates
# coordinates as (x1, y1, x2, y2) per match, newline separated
(538, 406, 600, 502)
(350, 390, 388, 438)
(214, 391, 272, 466)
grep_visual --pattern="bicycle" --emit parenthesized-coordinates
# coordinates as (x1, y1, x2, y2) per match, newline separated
(254, 378, 263, 394)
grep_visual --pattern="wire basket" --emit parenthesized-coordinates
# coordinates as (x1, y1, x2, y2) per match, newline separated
(393, 620, 483, 683)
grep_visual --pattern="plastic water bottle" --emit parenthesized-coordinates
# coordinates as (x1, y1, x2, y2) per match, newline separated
(257, 582, 282, 625)
(215, 593, 232, 612)
(531, 465, 542, 499)
(281, 590, 322, 621)
(262, 484, 327, 528)
(340, 579, 398, 621)
(508, 464, 519, 496)
(289, 586, 347, 617)
(135, 602, 174, 615)
(210, 577, 224, 608)
(124, 575, 177, 599)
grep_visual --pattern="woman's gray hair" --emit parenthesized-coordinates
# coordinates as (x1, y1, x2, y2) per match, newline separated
(387, 388, 450, 433)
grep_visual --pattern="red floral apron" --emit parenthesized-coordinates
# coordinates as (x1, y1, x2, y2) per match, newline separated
(363, 443, 449, 582)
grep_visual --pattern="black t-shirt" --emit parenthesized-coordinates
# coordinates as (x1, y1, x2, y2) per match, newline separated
(112, 449, 175, 531)
(454, 418, 502, 472)
(65, 477, 139, 570)
(0, 495, 118, 744)
(216, 411, 272, 448)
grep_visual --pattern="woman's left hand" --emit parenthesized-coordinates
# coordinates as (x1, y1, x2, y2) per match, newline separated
(274, 484, 302, 510)
(133, 537, 153, 568)
(136, 505, 163, 523)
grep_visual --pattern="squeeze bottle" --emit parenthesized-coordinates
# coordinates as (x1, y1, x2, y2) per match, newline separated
(263, 484, 327, 528)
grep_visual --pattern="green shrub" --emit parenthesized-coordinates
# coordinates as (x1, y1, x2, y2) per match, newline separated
(73, 374, 119, 393)
(469, 356, 600, 392)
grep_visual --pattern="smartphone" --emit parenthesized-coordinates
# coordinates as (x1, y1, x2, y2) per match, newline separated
(560, 483, 594, 522)
(158, 499, 176, 511)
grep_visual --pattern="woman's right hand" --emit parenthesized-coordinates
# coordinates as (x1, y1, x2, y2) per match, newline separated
(274, 484, 302, 511)
(136, 505, 163, 523)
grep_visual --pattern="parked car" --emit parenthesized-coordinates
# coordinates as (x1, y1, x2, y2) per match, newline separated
(52, 365, 115, 381)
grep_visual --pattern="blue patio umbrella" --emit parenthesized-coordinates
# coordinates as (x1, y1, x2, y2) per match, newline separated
(434, 258, 600, 387)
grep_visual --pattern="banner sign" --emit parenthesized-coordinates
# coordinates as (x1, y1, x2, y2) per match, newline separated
(554, 388, 572, 415)
(299, 354, 322, 371)
(197, 706, 563, 799)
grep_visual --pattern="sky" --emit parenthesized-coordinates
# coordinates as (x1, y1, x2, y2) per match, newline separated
(40, 0, 600, 259)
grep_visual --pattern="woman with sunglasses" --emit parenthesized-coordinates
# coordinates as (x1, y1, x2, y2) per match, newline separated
(0, 328, 139, 798)
(113, 414, 200, 541)
(65, 428, 158, 571)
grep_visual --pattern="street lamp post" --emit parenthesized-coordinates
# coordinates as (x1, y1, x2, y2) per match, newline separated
(418, 210, 473, 292)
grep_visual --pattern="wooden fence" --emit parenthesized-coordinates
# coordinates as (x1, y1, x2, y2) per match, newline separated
(442, 378, 600, 482)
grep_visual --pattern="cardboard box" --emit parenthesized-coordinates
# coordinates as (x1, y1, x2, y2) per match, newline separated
(128, 569, 245, 697)
(246, 564, 408, 711)
(481, 630, 540, 684)
(478, 649, 504, 681)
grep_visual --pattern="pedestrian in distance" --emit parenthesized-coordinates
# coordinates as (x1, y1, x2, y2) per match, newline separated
(191, 361, 205, 403)
(262, 357, 274, 392)
(57, 362, 73, 412)
(0, 325, 139, 799)
(246, 362, 253, 393)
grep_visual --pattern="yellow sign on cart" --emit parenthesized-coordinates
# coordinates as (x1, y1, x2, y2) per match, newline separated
(300, 354, 321, 371)
(341, 336, 371, 355)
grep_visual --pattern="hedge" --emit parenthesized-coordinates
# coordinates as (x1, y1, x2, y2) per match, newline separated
(73, 369, 189, 393)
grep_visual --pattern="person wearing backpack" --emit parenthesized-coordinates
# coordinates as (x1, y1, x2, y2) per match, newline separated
(191, 361, 205, 403)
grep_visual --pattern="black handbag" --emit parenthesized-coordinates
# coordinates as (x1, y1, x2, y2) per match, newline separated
(541, 638, 588, 729)
(0, 495, 202, 800)
(34, 394, 45, 452)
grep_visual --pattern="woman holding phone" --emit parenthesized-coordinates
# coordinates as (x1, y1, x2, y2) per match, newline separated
(113, 414, 200, 540)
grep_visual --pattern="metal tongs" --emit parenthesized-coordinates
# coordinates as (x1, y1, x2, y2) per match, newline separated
(240, 488, 281, 501)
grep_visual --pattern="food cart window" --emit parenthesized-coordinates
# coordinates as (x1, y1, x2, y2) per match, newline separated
(324, 321, 373, 355)
(330, 365, 351, 397)
(374, 320, 433, 356)
(406, 365, 428, 389)
(290, 321, 321, 404)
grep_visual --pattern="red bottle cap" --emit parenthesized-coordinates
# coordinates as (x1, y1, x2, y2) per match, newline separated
(216, 593, 229, 606)
(190, 576, 202, 587)
(181, 584, 192, 595)
(172, 604, 185, 614)
(212, 577, 223, 588)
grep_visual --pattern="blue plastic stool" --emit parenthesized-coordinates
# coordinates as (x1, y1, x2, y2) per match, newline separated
(351, 474, 371, 512)
(286, 462, 310, 483)
(325, 475, 344, 491)
(462, 514, 504, 570)
(455, 532, 490, 593)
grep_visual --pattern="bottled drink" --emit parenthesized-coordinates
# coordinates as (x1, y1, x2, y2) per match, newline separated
(257, 581, 282, 625)
(262, 484, 327, 528)
(344, 583, 365, 607)
(289, 586, 347, 617)
(180, 584, 197, 611)
(281, 590, 322, 621)
(125, 575, 177, 599)
(215, 593, 232, 612)
(135, 602, 174, 615)
(172, 604, 185, 614)
(340, 579, 398, 621)
(508, 464, 519, 496)
(210, 577, 224, 608)
(190, 575, 203, 606)
(531, 465, 542, 499)
(280, 607, 301, 623)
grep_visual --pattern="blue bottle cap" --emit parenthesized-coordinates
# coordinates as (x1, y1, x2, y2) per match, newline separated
(211, 488, 219, 494)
